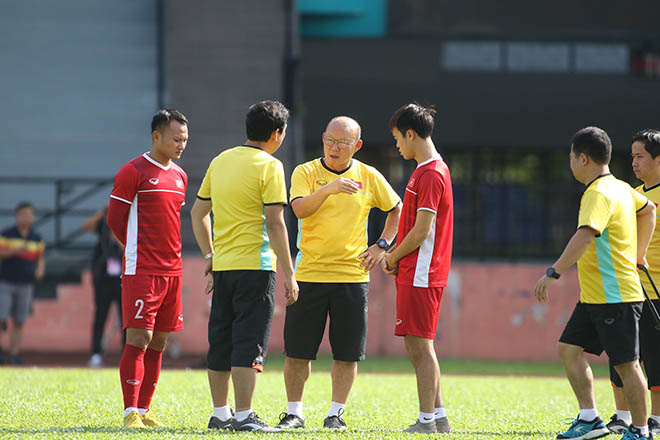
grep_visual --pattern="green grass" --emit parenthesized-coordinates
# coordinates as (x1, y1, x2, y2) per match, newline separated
(0, 359, 618, 439)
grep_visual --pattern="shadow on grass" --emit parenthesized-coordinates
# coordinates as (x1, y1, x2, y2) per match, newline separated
(0, 427, 558, 437)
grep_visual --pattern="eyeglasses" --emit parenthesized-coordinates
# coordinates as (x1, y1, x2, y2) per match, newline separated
(323, 137, 356, 148)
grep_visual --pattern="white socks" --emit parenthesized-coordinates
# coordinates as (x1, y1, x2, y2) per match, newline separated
(235, 409, 252, 422)
(124, 407, 138, 418)
(419, 411, 435, 424)
(616, 410, 632, 425)
(213, 405, 232, 421)
(578, 408, 598, 421)
(327, 401, 345, 418)
(288, 401, 303, 417)
(435, 407, 447, 419)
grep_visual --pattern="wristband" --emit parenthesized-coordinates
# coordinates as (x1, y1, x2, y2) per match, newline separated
(204, 253, 214, 260)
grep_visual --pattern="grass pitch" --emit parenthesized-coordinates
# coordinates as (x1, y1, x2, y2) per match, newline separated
(0, 357, 617, 439)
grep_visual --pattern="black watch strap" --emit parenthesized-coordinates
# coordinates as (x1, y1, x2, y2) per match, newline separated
(376, 238, 391, 250)
(546, 267, 561, 279)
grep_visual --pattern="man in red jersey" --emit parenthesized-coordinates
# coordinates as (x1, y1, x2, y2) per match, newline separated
(107, 109, 189, 429)
(382, 103, 454, 434)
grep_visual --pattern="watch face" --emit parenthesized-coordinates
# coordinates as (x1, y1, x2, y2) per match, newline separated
(377, 239, 389, 250)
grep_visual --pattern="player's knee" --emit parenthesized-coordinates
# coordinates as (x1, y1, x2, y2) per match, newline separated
(613, 359, 641, 378)
(126, 330, 152, 349)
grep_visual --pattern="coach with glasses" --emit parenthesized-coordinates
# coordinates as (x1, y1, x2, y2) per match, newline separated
(275, 116, 401, 431)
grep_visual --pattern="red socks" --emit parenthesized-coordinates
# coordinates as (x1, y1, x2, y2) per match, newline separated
(137, 348, 163, 410)
(120, 344, 146, 409)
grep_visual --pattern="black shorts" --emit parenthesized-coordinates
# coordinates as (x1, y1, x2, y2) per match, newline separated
(207, 270, 275, 372)
(284, 282, 368, 362)
(559, 301, 642, 366)
(610, 299, 660, 389)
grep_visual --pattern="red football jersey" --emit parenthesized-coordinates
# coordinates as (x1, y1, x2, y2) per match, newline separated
(396, 156, 453, 288)
(109, 153, 187, 276)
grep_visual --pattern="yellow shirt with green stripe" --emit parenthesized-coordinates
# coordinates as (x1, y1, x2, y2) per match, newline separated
(636, 183, 660, 300)
(577, 174, 648, 304)
(290, 158, 401, 283)
(197, 146, 287, 271)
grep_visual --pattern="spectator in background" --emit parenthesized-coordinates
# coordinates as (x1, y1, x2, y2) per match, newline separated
(82, 206, 125, 368)
(0, 202, 45, 365)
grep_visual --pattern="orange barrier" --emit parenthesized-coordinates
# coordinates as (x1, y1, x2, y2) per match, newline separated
(21, 258, 585, 362)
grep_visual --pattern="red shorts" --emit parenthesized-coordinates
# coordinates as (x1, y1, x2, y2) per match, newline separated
(121, 274, 183, 332)
(395, 283, 444, 339)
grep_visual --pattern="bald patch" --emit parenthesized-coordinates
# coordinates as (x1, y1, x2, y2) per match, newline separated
(326, 116, 361, 140)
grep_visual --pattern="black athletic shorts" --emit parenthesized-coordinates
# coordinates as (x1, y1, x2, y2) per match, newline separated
(207, 270, 275, 372)
(559, 301, 642, 366)
(284, 282, 368, 362)
(609, 299, 660, 389)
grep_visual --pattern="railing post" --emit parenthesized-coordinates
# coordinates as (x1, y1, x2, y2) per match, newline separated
(55, 180, 62, 248)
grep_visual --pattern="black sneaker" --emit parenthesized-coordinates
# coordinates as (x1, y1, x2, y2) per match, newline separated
(275, 412, 305, 429)
(208, 415, 233, 430)
(323, 409, 347, 430)
(230, 412, 279, 432)
(649, 417, 660, 437)
(606, 414, 630, 433)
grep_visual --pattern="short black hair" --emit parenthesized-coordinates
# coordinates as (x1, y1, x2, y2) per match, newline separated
(632, 129, 660, 159)
(15, 201, 33, 213)
(389, 103, 436, 138)
(151, 109, 188, 133)
(245, 100, 289, 142)
(570, 126, 612, 165)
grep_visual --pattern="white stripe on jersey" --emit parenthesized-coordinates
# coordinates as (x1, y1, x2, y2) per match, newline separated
(110, 194, 133, 205)
(413, 217, 437, 288)
(137, 189, 185, 196)
(124, 195, 139, 275)
(406, 187, 417, 195)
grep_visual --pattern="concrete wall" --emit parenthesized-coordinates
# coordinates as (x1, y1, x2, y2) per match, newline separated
(21, 258, 592, 363)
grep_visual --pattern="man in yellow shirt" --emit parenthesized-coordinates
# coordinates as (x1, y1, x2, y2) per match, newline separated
(190, 100, 298, 432)
(534, 126, 656, 440)
(275, 116, 401, 430)
(607, 129, 660, 438)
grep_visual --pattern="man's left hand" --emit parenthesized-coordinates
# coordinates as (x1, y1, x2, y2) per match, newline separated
(358, 245, 386, 272)
(534, 275, 557, 302)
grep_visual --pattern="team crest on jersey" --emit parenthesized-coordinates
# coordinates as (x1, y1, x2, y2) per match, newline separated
(175, 179, 184, 189)
(148, 178, 159, 185)
(351, 179, 363, 189)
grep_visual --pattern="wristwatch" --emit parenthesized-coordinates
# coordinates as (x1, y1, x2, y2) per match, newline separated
(545, 267, 560, 279)
(376, 238, 391, 251)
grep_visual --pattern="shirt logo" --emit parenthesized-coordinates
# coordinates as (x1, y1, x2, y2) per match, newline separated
(396, 319, 403, 325)
(409, 177, 416, 186)
(175, 179, 184, 189)
(149, 178, 159, 185)
(351, 179, 363, 189)
(178, 315, 184, 322)
(316, 179, 328, 186)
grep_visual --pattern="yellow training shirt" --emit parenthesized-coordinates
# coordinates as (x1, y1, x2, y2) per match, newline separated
(290, 158, 401, 283)
(636, 183, 660, 300)
(577, 174, 647, 304)
(197, 146, 287, 271)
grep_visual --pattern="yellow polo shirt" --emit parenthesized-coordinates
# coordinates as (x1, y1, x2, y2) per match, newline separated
(636, 183, 660, 299)
(577, 174, 647, 304)
(197, 146, 287, 271)
(290, 158, 400, 283)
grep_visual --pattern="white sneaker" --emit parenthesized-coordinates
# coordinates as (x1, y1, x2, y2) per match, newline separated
(88, 353, 103, 368)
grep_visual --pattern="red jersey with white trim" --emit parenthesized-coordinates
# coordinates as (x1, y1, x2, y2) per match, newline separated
(109, 153, 187, 276)
(396, 156, 453, 288)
